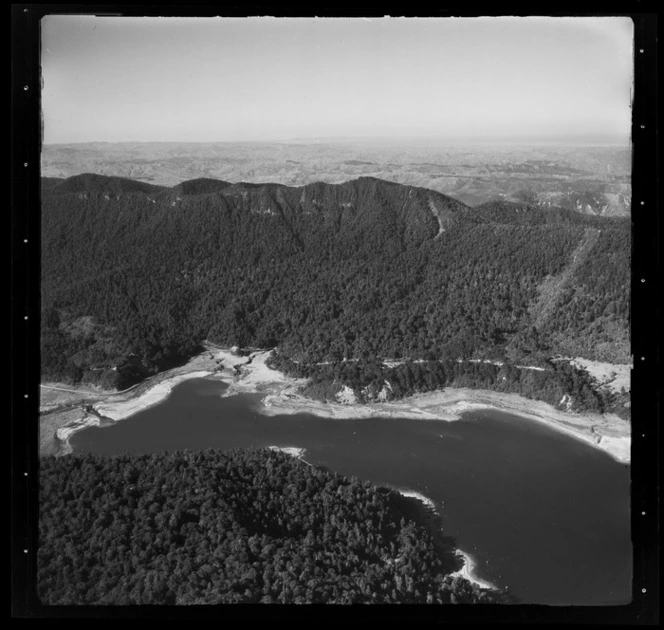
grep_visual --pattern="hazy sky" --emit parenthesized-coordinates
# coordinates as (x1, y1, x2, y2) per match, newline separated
(41, 16, 634, 144)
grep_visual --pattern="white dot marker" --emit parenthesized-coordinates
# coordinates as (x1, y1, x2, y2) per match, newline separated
(23, 549, 28, 554)
(641, 279, 646, 283)
(642, 588, 647, 594)
(24, 316, 28, 320)
(640, 201, 645, 206)
(641, 125, 645, 129)
(24, 162, 28, 167)
(23, 85, 28, 91)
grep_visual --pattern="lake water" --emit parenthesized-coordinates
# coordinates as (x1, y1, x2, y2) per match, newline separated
(71, 377, 632, 605)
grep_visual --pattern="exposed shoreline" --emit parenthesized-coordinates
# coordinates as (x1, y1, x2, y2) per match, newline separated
(395, 489, 498, 591)
(239, 351, 630, 464)
(41, 346, 246, 456)
(41, 346, 631, 464)
(448, 549, 499, 591)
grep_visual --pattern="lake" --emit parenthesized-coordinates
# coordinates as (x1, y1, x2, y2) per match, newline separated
(71, 377, 632, 605)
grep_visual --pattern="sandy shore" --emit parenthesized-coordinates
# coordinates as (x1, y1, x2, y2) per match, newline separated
(93, 370, 215, 420)
(54, 415, 102, 455)
(267, 445, 307, 459)
(396, 489, 438, 512)
(41, 346, 631, 464)
(448, 549, 499, 591)
(395, 488, 498, 591)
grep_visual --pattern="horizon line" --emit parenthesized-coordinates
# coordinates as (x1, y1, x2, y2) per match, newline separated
(43, 137, 632, 148)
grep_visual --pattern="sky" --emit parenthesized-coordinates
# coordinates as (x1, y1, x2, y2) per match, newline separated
(41, 16, 634, 145)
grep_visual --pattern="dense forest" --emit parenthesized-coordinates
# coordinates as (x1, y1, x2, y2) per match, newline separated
(41, 175, 630, 409)
(38, 448, 512, 605)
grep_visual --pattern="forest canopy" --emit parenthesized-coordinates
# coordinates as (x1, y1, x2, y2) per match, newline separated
(38, 448, 511, 605)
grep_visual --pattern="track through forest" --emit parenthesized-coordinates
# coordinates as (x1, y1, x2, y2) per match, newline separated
(531, 227, 601, 330)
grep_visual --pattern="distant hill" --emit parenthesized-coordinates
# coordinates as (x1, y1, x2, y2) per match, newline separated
(49, 173, 167, 196)
(41, 177, 65, 193)
(172, 178, 232, 195)
(471, 200, 611, 227)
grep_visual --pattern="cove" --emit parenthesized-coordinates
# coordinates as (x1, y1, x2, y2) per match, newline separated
(70, 377, 632, 606)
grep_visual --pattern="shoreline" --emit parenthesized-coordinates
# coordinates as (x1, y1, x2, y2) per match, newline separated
(448, 549, 499, 591)
(395, 488, 498, 591)
(267, 445, 308, 459)
(42, 346, 631, 464)
(42, 346, 249, 456)
(248, 352, 630, 464)
(92, 370, 216, 421)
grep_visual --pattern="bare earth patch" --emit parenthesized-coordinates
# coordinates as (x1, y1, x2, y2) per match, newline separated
(40, 408, 89, 457)
(570, 358, 631, 394)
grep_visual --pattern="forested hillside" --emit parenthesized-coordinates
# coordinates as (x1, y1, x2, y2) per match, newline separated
(38, 448, 509, 605)
(41, 174, 630, 403)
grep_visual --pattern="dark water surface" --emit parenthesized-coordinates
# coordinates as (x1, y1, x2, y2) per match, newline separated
(71, 378, 632, 605)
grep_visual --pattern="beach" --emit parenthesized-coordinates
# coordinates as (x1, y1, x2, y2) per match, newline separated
(448, 549, 499, 591)
(41, 346, 631, 464)
(267, 445, 308, 459)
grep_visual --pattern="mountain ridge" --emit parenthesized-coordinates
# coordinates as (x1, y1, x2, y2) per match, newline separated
(43, 173, 625, 224)
(42, 173, 623, 238)
(44, 172, 468, 204)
